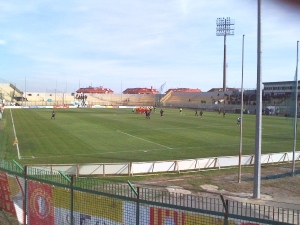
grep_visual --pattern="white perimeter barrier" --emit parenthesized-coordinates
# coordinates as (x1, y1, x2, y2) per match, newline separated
(29, 151, 300, 177)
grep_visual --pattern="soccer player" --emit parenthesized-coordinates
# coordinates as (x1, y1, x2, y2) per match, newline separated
(200, 110, 203, 119)
(195, 109, 198, 116)
(145, 110, 150, 119)
(237, 117, 241, 126)
(160, 109, 164, 117)
(179, 108, 182, 114)
(223, 110, 226, 117)
(51, 111, 56, 119)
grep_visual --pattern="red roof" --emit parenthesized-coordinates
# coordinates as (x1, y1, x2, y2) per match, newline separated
(165, 88, 201, 94)
(123, 87, 159, 94)
(76, 86, 113, 94)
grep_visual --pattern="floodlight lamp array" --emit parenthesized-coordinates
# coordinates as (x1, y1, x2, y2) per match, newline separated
(216, 17, 235, 36)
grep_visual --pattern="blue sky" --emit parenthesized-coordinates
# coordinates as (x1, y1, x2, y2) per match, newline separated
(0, 0, 299, 94)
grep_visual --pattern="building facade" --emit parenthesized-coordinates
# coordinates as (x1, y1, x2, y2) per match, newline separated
(263, 81, 299, 95)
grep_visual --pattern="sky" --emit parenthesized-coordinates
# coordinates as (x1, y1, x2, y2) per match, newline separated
(0, 0, 299, 94)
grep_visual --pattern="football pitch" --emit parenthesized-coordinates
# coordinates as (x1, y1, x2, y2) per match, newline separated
(0, 108, 298, 165)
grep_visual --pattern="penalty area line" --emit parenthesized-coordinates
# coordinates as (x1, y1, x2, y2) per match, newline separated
(117, 130, 172, 149)
(30, 147, 170, 159)
(20, 156, 35, 159)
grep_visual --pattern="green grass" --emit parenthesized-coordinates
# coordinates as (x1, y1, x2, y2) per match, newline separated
(0, 108, 298, 165)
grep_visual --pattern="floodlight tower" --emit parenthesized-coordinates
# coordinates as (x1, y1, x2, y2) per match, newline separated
(216, 17, 235, 92)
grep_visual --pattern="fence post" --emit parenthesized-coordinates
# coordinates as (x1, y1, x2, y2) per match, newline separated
(136, 187, 140, 225)
(220, 194, 228, 225)
(13, 160, 26, 225)
(58, 171, 73, 225)
(127, 181, 139, 225)
(23, 165, 27, 225)
(70, 175, 74, 225)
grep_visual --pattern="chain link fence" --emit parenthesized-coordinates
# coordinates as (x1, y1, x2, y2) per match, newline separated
(0, 159, 299, 224)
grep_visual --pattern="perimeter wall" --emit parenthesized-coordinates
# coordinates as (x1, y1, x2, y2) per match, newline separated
(28, 151, 300, 177)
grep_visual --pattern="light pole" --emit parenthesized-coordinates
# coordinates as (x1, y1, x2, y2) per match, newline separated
(292, 40, 299, 176)
(238, 35, 245, 183)
(216, 17, 235, 92)
(253, 0, 262, 199)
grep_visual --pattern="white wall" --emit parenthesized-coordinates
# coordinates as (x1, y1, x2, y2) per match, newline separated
(29, 151, 300, 177)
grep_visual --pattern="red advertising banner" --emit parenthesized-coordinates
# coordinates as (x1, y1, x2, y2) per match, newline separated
(0, 172, 16, 215)
(28, 181, 54, 225)
(150, 207, 185, 225)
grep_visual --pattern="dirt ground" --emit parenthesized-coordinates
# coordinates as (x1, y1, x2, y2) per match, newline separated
(134, 163, 300, 210)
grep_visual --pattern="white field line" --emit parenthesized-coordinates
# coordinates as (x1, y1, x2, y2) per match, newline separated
(30, 148, 167, 159)
(117, 130, 172, 149)
(10, 109, 21, 160)
(28, 139, 292, 159)
(10, 109, 35, 160)
(124, 124, 230, 132)
(20, 156, 35, 159)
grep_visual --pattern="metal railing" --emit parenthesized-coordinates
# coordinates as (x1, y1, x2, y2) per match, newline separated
(0, 159, 299, 225)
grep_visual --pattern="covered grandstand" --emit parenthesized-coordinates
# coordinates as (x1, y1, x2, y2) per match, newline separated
(0, 82, 23, 106)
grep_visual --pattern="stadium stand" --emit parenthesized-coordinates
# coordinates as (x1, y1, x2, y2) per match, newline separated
(12, 92, 157, 107)
(123, 94, 156, 106)
(163, 92, 229, 106)
(2, 81, 297, 115)
(0, 83, 23, 105)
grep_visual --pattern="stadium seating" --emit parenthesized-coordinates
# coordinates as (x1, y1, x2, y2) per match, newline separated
(0, 83, 23, 105)
(11, 92, 157, 106)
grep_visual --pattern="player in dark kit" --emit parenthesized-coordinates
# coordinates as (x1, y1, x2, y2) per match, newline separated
(145, 110, 150, 119)
(51, 111, 56, 119)
(200, 110, 203, 119)
(195, 110, 198, 116)
(160, 109, 164, 117)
